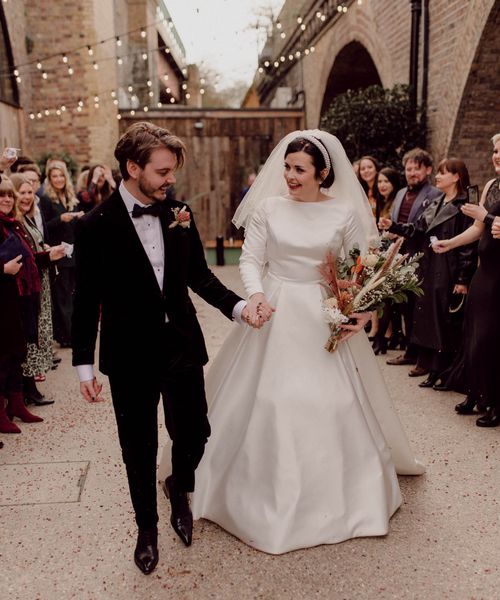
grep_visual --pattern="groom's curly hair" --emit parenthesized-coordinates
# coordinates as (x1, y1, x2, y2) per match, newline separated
(115, 121, 186, 180)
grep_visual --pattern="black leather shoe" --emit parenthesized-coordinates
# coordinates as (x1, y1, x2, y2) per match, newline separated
(134, 527, 158, 575)
(433, 380, 450, 391)
(455, 397, 476, 415)
(419, 373, 438, 388)
(162, 476, 192, 547)
(476, 407, 500, 428)
(25, 394, 55, 406)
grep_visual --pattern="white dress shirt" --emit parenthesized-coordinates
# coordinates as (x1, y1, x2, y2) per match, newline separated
(76, 182, 246, 382)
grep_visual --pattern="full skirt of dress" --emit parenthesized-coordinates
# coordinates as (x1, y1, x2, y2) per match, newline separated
(188, 271, 424, 554)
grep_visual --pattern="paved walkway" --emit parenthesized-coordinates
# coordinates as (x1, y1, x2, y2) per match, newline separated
(1, 266, 498, 600)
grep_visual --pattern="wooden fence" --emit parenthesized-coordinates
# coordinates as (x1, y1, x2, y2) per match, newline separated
(119, 108, 304, 241)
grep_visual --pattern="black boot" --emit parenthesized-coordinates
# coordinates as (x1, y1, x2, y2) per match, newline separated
(162, 475, 193, 547)
(455, 396, 476, 415)
(419, 372, 439, 388)
(476, 407, 500, 428)
(23, 376, 54, 406)
(388, 332, 406, 351)
(372, 334, 388, 355)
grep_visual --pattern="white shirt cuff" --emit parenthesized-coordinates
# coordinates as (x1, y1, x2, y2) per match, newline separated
(76, 364, 94, 382)
(232, 300, 247, 324)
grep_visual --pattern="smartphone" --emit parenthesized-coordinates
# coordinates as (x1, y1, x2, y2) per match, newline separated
(467, 185, 479, 205)
(4, 147, 20, 159)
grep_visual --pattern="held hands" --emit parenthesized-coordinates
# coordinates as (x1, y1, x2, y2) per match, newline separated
(60, 211, 84, 223)
(48, 244, 66, 261)
(3, 254, 23, 275)
(378, 217, 392, 231)
(80, 378, 104, 403)
(432, 239, 452, 253)
(461, 203, 487, 221)
(453, 284, 468, 295)
(340, 312, 372, 342)
(243, 292, 275, 329)
(492, 216, 500, 239)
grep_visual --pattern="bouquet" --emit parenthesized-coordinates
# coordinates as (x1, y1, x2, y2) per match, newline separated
(318, 238, 423, 352)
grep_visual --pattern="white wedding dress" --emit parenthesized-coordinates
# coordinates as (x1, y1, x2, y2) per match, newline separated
(190, 195, 424, 555)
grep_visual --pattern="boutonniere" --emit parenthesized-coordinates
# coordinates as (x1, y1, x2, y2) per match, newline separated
(169, 206, 191, 229)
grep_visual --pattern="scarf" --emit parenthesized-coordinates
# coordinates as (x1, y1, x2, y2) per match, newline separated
(0, 211, 41, 297)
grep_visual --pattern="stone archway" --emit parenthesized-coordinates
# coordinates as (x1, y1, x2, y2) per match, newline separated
(320, 41, 382, 118)
(448, 2, 500, 187)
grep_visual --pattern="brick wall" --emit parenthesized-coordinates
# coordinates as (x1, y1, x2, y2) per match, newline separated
(257, 0, 498, 185)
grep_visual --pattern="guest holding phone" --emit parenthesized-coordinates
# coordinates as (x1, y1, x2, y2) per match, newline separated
(380, 158, 477, 388)
(433, 134, 500, 425)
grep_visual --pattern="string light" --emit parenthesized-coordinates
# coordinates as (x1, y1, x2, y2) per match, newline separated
(67, 66, 74, 75)
(116, 36, 122, 47)
(87, 45, 93, 56)
(117, 58, 123, 65)
(142, 53, 148, 60)
(62, 54, 68, 63)
(280, 32, 286, 39)
(42, 71, 48, 79)
(185, 93, 191, 99)
(36, 62, 42, 70)
(297, 17, 303, 24)
(93, 62, 99, 70)
(140, 29, 146, 38)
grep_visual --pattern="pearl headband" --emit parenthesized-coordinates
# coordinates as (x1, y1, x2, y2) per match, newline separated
(300, 134, 332, 174)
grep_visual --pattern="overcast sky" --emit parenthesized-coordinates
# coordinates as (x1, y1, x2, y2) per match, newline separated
(166, 0, 286, 88)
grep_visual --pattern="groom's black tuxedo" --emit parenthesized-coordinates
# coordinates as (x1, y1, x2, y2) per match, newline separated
(72, 188, 242, 529)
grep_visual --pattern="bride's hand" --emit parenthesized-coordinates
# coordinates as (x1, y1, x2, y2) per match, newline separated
(244, 293, 275, 328)
(340, 312, 371, 342)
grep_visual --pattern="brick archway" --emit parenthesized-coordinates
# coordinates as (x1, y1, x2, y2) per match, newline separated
(320, 41, 382, 118)
(448, 2, 500, 187)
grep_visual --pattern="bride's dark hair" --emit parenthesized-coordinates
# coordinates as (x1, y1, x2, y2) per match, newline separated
(285, 137, 335, 188)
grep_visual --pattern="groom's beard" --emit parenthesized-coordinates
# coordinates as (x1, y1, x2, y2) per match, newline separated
(138, 174, 168, 203)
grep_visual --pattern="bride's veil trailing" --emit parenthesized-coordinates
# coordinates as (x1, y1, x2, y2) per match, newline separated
(233, 129, 379, 246)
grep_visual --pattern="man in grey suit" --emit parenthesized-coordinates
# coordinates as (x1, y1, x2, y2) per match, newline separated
(385, 148, 441, 372)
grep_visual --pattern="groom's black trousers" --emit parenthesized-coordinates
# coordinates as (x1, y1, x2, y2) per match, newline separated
(107, 324, 210, 530)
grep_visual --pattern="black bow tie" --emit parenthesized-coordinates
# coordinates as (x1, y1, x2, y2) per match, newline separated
(131, 203, 164, 218)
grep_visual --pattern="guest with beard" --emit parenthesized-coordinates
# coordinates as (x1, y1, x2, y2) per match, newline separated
(380, 158, 477, 387)
(385, 148, 441, 373)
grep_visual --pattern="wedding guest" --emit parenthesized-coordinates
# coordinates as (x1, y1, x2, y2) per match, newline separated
(386, 148, 441, 372)
(77, 164, 116, 212)
(11, 174, 65, 405)
(39, 161, 83, 348)
(380, 158, 477, 387)
(377, 167, 401, 220)
(17, 164, 45, 235)
(357, 155, 380, 218)
(0, 177, 45, 433)
(75, 169, 89, 195)
(433, 133, 500, 426)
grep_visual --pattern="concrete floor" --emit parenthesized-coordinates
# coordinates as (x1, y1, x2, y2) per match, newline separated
(1, 266, 499, 600)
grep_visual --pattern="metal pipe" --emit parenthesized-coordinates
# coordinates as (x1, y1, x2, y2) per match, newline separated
(421, 0, 430, 142)
(409, 0, 422, 112)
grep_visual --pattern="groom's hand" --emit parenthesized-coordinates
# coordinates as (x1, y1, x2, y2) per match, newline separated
(80, 378, 104, 403)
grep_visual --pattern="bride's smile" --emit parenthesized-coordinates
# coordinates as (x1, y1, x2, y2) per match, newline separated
(284, 151, 328, 202)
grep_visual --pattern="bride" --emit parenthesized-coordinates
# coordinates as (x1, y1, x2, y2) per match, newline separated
(177, 130, 423, 554)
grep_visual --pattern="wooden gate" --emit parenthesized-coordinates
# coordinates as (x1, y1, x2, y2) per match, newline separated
(118, 108, 304, 241)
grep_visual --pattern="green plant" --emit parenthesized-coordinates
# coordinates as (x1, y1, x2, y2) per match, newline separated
(37, 152, 79, 181)
(320, 84, 426, 169)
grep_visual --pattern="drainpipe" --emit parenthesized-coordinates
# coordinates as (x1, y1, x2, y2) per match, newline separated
(409, 0, 422, 114)
(421, 0, 430, 144)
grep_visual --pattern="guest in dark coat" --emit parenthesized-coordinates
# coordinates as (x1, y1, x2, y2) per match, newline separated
(0, 178, 44, 433)
(39, 160, 84, 347)
(380, 158, 477, 387)
(386, 148, 441, 369)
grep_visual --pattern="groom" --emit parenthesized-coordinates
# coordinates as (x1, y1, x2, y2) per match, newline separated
(72, 122, 252, 574)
